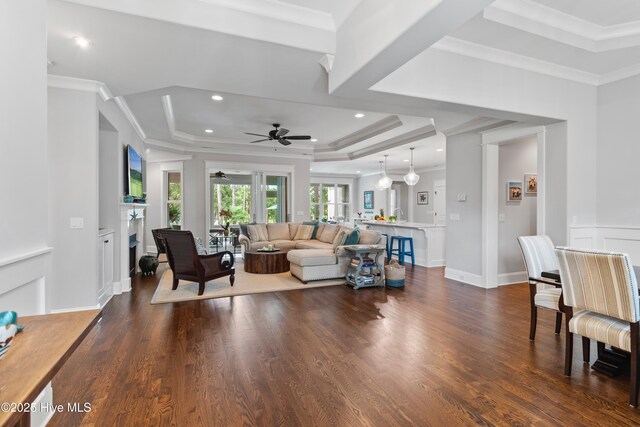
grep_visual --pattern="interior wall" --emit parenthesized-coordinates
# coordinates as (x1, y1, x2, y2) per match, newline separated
(498, 137, 537, 275)
(597, 74, 640, 226)
(0, 0, 49, 315)
(356, 174, 388, 218)
(412, 168, 446, 223)
(445, 133, 482, 277)
(47, 88, 99, 311)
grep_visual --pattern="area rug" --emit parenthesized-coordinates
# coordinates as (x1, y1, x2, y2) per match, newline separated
(150, 266, 345, 304)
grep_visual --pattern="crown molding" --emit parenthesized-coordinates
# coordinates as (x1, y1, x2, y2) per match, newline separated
(145, 137, 311, 159)
(113, 96, 147, 141)
(313, 124, 436, 162)
(47, 75, 112, 101)
(485, 0, 640, 52)
(314, 115, 404, 154)
(442, 117, 517, 137)
(433, 37, 601, 85)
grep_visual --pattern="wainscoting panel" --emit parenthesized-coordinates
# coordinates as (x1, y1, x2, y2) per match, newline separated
(570, 226, 640, 266)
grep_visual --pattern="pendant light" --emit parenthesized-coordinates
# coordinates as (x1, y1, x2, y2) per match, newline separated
(374, 161, 385, 191)
(377, 155, 393, 190)
(403, 147, 420, 186)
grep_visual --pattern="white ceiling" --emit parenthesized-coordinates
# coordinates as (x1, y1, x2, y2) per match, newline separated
(47, 0, 640, 176)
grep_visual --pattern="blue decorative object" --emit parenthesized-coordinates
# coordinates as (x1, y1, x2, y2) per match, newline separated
(302, 220, 320, 239)
(0, 311, 23, 333)
(124, 195, 134, 203)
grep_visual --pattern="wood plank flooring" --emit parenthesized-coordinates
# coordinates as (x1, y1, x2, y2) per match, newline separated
(49, 264, 640, 426)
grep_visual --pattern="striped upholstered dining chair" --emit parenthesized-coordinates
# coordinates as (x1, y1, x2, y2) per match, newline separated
(556, 247, 640, 407)
(517, 235, 565, 341)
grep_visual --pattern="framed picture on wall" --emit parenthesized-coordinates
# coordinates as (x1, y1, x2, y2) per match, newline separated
(507, 181, 523, 201)
(524, 174, 537, 194)
(364, 191, 374, 209)
(417, 191, 429, 205)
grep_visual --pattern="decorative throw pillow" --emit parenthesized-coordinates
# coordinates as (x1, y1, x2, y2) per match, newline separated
(318, 224, 339, 243)
(239, 222, 256, 238)
(302, 220, 319, 239)
(294, 225, 314, 240)
(332, 230, 348, 252)
(195, 238, 207, 255)
(343, 228, 360, 246)
(247, 224, 268, 242)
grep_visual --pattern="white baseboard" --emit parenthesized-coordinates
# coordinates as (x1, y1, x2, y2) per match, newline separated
(50, 304, 100, 314)
(444, 267, 484, 288)
(497, 271, 527, 286)
(146, 245, 156, 256)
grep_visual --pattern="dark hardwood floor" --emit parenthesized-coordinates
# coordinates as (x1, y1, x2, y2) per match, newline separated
(49, 264, 639, 426)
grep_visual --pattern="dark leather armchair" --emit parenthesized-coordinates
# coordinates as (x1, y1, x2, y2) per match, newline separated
(151, 228, 171, 262)
(162, 230, 235, 295)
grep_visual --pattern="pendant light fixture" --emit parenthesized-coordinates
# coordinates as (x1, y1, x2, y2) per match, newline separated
(374, 161, 385, 191)
(377, 155, 393, 190)
(403, 147, 420, 186)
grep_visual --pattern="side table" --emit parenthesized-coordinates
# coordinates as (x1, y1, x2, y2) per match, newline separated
(344, 244, 386, 289)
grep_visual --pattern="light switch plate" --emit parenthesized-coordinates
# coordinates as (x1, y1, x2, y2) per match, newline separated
(450, 213, 460, 221)
(70, 218, 84, 229)
(499, 214, 506, 222)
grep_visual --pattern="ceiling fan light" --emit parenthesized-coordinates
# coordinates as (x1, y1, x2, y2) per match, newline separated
(213, 171, 230, 181)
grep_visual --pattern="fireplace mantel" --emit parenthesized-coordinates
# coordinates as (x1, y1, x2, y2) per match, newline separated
(117, 203, 148, 294)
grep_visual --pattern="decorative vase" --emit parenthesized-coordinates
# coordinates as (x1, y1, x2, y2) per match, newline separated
(124, 195, 134, 203)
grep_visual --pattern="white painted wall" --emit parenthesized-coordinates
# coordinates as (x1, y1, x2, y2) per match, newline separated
(445, 133, 483, 276)
(356, 174, 388, 218)
(0, 0, 49, 315)
(411, 168, 446, 223)
(47, 88, 99, 311)
(498, 137, 537, 275)
(597, 74, 640, 227)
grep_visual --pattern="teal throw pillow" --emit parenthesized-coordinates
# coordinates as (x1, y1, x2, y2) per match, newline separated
(302, 220, 320, 239)
(343, 228, 360, 245)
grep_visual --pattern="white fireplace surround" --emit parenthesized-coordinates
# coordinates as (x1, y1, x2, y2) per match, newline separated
(117, 203, 148, 294)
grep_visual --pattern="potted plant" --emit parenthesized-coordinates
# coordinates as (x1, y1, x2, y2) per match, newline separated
(168, 204, 181, 229)
(219, 208, 232, 235)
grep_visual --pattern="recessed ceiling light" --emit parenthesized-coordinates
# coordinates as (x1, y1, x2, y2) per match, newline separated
(73, 36, 91, 48)
(310, 138, 318, 142)
(436, 148, 444, 152)
(356, 170, 361, 173)
(205, 129, 213, 133)
(310, 168, 313, 171)
(211, 95, 224, 101)
(403, 159, 409, 162)
(354, 113, 365, 118)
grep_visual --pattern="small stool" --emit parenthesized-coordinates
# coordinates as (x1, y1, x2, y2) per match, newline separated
(380, 233, 391, 260)
(389, 236, 415, 266)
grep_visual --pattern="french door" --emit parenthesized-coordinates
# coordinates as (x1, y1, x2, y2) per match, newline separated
(254, 172, 290, 223)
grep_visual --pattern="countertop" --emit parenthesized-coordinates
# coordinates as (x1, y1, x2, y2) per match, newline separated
(362, 221, 445, 229)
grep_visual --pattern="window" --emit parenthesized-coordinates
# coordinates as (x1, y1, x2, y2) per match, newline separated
(210, 174, 252, 227)
(309, 183, 350, 222)
(166, 172, 182, 229)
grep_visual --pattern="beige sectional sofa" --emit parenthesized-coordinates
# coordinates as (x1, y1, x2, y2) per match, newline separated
(238, 222, 382, 283)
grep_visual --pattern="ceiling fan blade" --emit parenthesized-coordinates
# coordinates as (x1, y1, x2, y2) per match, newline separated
(282, 135, 311, 140)
(276, 128, 289, 137)
(278, 138, 292, 146)
(250, 139, 271, 143)
(244, 132, 270, 137)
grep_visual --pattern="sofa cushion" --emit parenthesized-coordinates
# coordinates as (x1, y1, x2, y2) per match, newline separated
(344, 228, 360, 245)
(302, 220, 320, 239)
(332, 230, 348, 252)
(269, 240, 298, 250)
(289, 223, 300, 240)
(247, 224, 268, 242)
(288, 249, 337, 266)
(294, 240, 333, 250)
(239, 222, 255, 238)
(358, 229, 380, 245)
(294, 225, 314, 240)
(318, 224, 339, 243)
(267, 223, 290, 241)
(315, 222, 326, 239)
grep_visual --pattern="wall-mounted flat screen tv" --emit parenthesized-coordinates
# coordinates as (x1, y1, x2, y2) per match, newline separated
(127, 145, 143, 198)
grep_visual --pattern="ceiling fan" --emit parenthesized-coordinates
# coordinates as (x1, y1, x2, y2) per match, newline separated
(244, 123, 311, 146)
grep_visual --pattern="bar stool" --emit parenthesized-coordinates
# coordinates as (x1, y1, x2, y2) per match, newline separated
(389, 236, 415, 266)
(380, 233, 391, 260)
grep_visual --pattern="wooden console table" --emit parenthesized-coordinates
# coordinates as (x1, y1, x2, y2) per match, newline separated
(0, 309, 100, 427)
